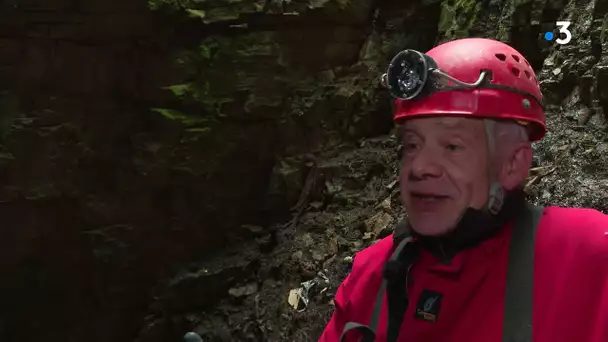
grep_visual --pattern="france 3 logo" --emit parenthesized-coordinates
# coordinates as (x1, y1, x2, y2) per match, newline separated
(544, 21, 572, 45)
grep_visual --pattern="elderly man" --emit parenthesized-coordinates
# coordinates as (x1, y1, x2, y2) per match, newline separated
(319, 38, 608, 342)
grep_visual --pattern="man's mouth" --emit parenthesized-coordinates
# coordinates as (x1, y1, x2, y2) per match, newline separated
(410, 192, 450, 202)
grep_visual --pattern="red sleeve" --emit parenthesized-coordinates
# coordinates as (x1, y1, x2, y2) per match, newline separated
(568, 209, 608, 342)
(591, 225, 608, 342)
(591, 272, 608, 341)
(318, 236, 393, 341)
(535, 207, 608, 342)
(318, 273, 353, 342)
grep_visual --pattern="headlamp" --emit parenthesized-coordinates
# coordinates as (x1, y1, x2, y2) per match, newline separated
(381, 49, 492, 100)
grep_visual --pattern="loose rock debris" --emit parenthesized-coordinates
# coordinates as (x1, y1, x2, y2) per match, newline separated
(288, 271, 330, 311)
(183, 332, 203, 342)
(525, 166, 557, 191)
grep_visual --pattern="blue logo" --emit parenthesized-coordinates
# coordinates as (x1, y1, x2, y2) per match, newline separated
(544, 31, 554, 41)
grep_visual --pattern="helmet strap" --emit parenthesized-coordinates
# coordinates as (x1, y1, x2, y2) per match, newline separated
(409, 188, 526, 261)
(484, 119, 505, 215)
(488, 183, 505, 215)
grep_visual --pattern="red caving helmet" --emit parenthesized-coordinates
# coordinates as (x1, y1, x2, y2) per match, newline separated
(386, 38, 546, 141)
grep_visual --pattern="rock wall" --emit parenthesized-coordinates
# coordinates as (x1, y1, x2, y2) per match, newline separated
(0, 0, 396, 340)
(0, 1, 188, 341)
(0, 0, 605, 341)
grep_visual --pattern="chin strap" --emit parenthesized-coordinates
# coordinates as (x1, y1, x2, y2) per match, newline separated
(488, 183, 506, 215)
(412, 189, 526, 261)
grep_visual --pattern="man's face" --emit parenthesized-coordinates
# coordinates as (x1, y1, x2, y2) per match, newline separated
(399, 116, 490, 236)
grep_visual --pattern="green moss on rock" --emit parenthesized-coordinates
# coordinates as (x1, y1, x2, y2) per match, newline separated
(152, 32, 282, 134)
(439, 0, 482, 39)
(149, 0, 265, 22)
(148, 0, 194, 11)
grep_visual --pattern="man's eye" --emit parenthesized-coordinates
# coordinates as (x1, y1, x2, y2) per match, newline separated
(404, 143, 419, 151)
(446, 144, 461, 151)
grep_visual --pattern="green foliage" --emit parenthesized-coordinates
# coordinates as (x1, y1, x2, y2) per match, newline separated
(165, 84, 191, 98)
(152, 108, 188, 120)
(151, 108, 213, 135)
(152, 33, 278, 135)
(148, 0, 194, 11)
(439, 0, 482, 38)
(149, 0, 262, 22)
(185, 9, 206, 18)
(159, 80, 232, 114)
(152, 39, 226, 135)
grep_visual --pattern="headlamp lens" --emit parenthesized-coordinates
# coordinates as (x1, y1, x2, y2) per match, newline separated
(386, 50, 429, 100)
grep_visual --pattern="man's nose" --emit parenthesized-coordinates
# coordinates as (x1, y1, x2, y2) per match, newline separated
(408, 149, 443, 179)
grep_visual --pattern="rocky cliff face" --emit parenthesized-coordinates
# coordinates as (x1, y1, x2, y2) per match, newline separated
(0, 0, 605, 341)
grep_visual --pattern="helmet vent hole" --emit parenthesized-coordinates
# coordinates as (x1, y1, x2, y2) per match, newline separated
(524, 70, 531, 79)
(511, 67, 520, 77)
(512, 54, 520, 62)
(495, 53, 507, 61)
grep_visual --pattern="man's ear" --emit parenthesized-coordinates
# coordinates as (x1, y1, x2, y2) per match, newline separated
(500, 143, 533, 190)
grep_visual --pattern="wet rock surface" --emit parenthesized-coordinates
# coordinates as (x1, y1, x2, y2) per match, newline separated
(0, 0, 605, 341)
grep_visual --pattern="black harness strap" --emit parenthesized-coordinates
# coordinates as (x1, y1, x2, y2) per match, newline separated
(339, 204, 544, 342)
(384, 239, 418, 342)
(339, 236, 415, 342)
(503, 204, 544, 342)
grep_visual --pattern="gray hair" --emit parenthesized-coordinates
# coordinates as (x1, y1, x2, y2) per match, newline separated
(484, 119, 531, 190)
(485, 119, 530, 158)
